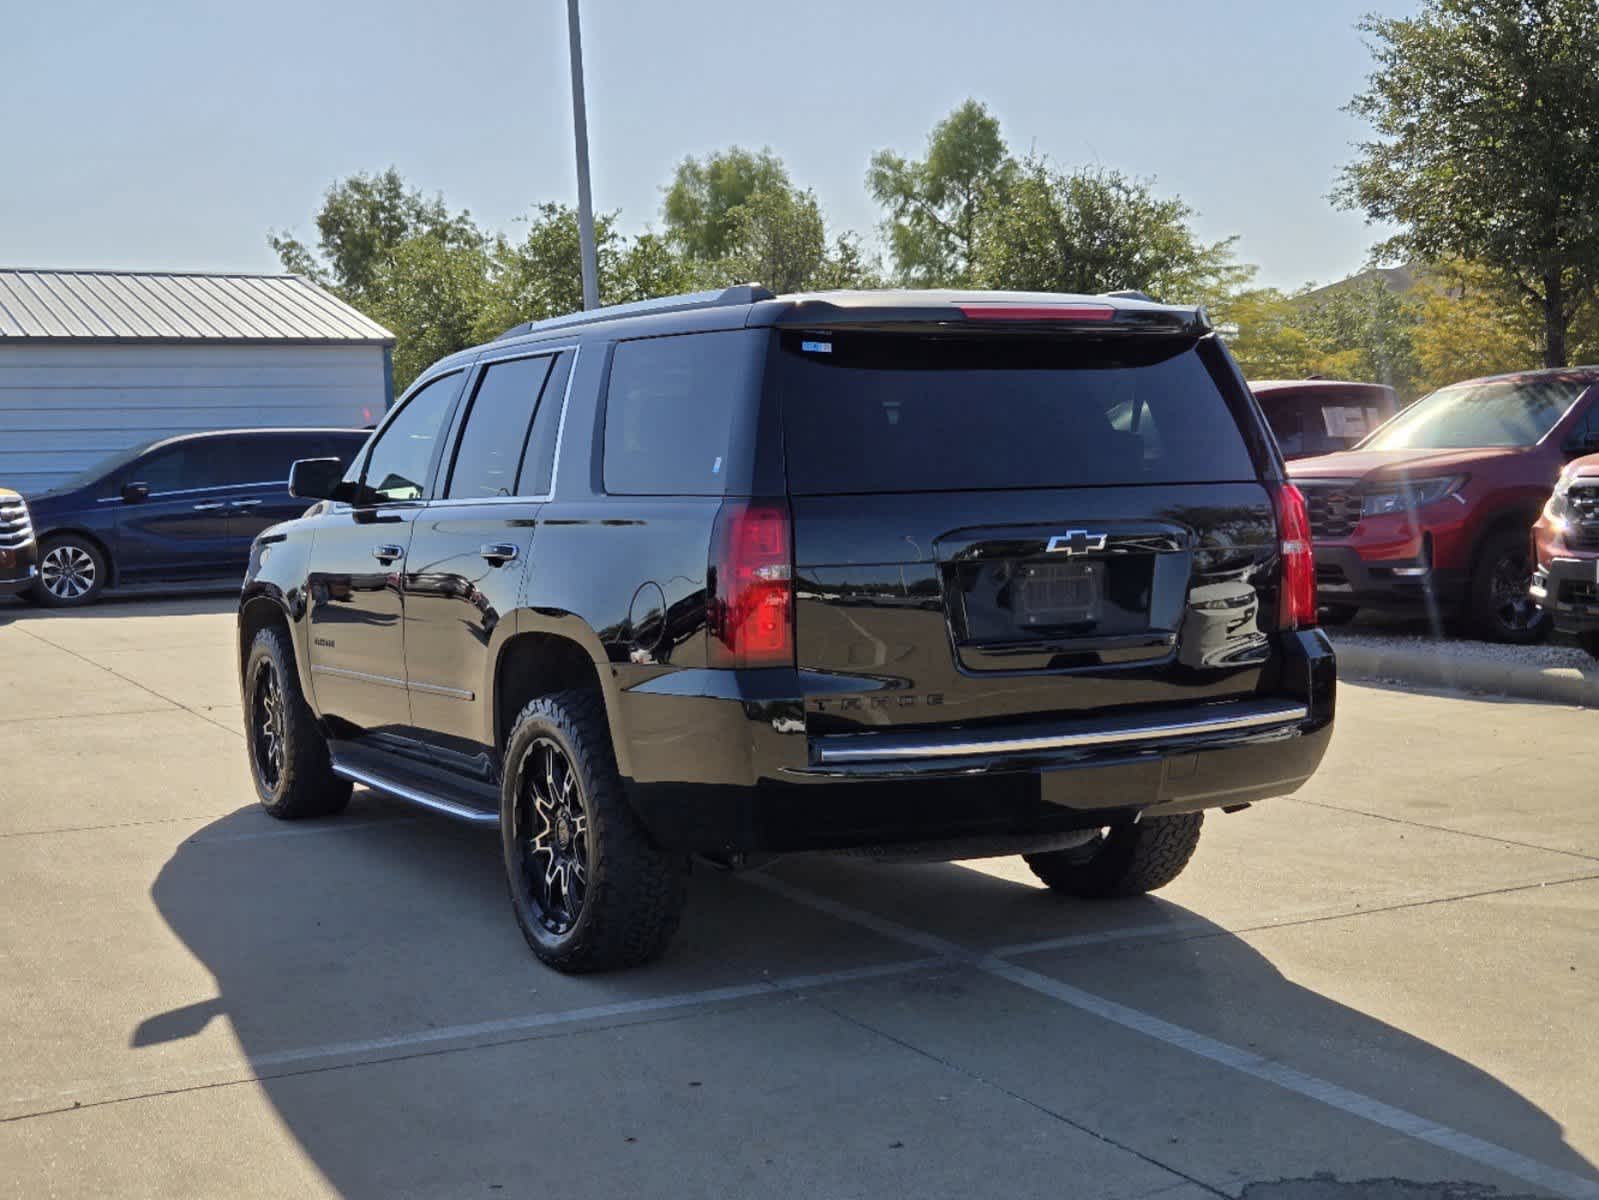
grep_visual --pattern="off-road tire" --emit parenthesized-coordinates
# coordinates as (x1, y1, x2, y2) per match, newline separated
(501, 690, 688, 973)
(31, 533, 108, 607)
(1024, 812, 1204, 898)
(1468, 528, 1549, 644)
(243, 625, 351, 819)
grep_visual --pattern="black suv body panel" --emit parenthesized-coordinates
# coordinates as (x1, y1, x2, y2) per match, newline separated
(241, 289, 1335, 854)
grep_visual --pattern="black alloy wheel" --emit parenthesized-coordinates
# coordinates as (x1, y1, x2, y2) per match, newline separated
(1488, 552, 1541, 635)
(512, 737, 592, 937)
(250, 657, 288, 794)
(1469, 529, 1550, 644)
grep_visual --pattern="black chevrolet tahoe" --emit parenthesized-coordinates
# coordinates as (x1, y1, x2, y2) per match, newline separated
(237, 286, 1336, 972)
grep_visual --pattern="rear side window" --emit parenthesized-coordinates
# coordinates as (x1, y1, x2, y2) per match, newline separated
(604, 332, 764, 496)
(133, 439, 242, 492)
(447, 355, 556, 498)
(236, 434, 349, 483)
(774, 332, 1257, 494)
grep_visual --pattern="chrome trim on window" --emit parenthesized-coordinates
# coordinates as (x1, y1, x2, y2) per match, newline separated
(97, 480, 289, 502)
(812, 701, 1311, 764)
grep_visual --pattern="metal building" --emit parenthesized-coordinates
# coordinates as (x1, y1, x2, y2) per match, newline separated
(0, 268, 394, 494)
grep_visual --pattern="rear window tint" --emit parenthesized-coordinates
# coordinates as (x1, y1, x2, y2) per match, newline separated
(604, 331, 764, 496)
(774, 332, 1256, 494)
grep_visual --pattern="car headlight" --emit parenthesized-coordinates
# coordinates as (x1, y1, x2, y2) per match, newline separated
(1361, 475, 1468, 517)
(1544, 471, 1576, 526)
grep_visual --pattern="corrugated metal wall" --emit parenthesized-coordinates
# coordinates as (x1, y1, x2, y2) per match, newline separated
(0, 343, 388, 494)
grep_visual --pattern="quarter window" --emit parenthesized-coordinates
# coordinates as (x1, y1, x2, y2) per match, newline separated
(362, 372, 461, 501)
(447, 356, 556, 499)
(603, 332, 764, 496)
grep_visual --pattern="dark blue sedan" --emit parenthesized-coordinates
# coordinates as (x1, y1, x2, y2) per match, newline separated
(23, 428, 369, 606)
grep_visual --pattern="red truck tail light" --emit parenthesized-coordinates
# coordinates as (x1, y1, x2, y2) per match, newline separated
(1274, 483, 1317, 630)
(708, 499, 794, 668)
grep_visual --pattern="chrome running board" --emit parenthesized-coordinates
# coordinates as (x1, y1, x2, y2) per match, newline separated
(331, 761, 500, 826)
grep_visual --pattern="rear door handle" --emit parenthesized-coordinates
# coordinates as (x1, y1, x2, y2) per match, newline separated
(192, 501, 226, 511)
(230, 499, 262, 509)
(480, 543, 519, 566)
(372, 544, 404, 563)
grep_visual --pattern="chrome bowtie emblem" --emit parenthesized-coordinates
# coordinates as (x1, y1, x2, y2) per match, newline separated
(1045, 530, 1108, 555)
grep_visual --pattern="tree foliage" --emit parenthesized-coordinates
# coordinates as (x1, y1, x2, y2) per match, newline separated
(974, 158, 1248, 305)
(269, 167, 480, 302)
(869, 99, 1015, 285)
(661, 147, 792, 262)
(1338, 0, 1599, 366)
(662, 149, 879, 292)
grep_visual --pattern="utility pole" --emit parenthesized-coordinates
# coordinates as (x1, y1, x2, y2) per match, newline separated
(566, 0, 600, 311)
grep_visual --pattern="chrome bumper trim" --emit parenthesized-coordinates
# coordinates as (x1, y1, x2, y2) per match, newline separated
(813, 701, 1311, 765)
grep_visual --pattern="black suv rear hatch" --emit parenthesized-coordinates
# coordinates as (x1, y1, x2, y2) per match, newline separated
(768, 322, 1284, 737)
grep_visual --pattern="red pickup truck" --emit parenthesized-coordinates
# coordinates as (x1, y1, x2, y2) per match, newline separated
(1288, 369, 1599, 642)
(1532, 453, 1599, 657)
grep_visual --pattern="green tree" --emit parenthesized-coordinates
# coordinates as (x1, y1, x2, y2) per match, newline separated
(1409, 262, 1542, 390)
(1223, 289, 1325, 380)
(270, 167, 482, 302)
(869, 99, 1015, 285)
(1338, 0, 1599, 367)
(662, 147, 792, 261)
(1297, 278, 1422, 396)
(366, 234, 493, 391)
(480, 204, 703, 342)
(973, 159, 1247, 305)
(664, 148, 879, 292)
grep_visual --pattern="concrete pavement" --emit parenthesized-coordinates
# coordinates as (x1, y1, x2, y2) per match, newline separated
(0, 596, 1595, 1199)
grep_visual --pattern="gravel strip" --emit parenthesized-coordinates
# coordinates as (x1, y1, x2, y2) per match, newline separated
(1331, 628, 1592, 671)
(1328, 622, 1599, 709)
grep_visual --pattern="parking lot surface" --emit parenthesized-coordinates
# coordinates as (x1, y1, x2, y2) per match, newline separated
(1, 596, 1596, 1199)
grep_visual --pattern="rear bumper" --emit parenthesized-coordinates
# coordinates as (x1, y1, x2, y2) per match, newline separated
(620, 631, 1336, 854)
(1313, 544, 1464, 613)
(1531, 555, 1599, 632)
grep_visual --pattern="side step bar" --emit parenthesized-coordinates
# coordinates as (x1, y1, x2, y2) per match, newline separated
(812, 699, 1310, 765)
(331, 758, 500, 827)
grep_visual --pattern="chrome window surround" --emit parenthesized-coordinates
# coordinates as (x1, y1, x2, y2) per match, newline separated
(97, 480, 290, 503)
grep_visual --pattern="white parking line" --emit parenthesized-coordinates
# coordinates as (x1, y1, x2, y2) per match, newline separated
(743, 871, 1599, 1200)
(992, 921, 1213, 958)
(3, 957, 942, 1121)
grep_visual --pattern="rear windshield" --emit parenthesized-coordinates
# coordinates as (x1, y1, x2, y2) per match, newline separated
(1363, 378, 1589, 450)
(773, 332, 1257, 494)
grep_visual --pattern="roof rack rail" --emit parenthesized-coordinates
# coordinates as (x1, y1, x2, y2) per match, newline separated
(495, 283, 775, 341)
(1101, 289, 1155, 303)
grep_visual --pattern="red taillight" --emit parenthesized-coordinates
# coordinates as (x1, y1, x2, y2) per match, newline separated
(957, 303, 1117, 322)
(1274, 483, 1317, 630)
(708, 499, 794, 668)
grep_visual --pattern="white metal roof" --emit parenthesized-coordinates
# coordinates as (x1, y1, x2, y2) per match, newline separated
(0, 268, 394, 345)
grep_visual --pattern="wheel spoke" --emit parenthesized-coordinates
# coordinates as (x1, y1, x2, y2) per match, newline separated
(514, 735, 591, 936)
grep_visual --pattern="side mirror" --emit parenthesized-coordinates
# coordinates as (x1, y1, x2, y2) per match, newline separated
(121, 481, 150, 503)
(288, 458, 350, 501)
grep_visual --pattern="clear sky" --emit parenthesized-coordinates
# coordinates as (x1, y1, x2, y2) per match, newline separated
(2, 0, 1413, 292)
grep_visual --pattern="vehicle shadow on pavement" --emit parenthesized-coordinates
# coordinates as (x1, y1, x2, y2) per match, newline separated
(138, 800, 1598, 1198)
